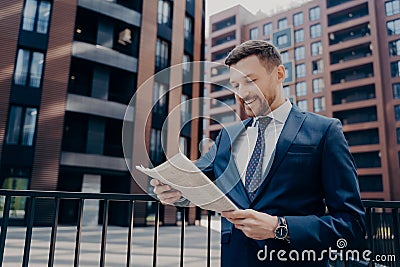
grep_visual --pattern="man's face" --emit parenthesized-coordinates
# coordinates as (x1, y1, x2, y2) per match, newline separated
(229, 55, 284, 117)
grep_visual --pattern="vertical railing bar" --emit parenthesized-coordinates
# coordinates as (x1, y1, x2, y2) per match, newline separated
(22, 197, 36, 267)
(378, 212, 383, 257)
(382, 211, 389, 259)
(48, 198, 60, 267)
(153, 202, 160, 267)
(99, 200, 109, 267)
(126, 200, 134, 267)
(0, 196, 11, 267)
(207, 211, 211, 267)
(180, 208, 185, 267)
(391, 208, 399, 267)
(365, 207, 374, 252)
(74, 199, 84, 267)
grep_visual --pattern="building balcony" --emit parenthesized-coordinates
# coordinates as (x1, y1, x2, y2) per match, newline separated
(344, 128, 380, 147)
(333, 106, 377, 126)
(78, 0, 141, 27)
(331, 63, 374, 85)
(60, 152, 128, 171)
(330, 43, 372, 65)
(72, 41, 138, 73)
(65, 93, 133, 121)
(328, 2, 368, 27)
(332, 84, 376, 106)
(329, 23, 370, 46)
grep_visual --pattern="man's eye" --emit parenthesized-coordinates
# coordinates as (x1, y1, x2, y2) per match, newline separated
(246, 79, 256, 83)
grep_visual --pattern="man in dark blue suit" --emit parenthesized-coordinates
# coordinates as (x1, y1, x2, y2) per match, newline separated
(151, 40, 365, 266)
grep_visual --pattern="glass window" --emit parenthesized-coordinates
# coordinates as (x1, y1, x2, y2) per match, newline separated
(294, 29, 304, 43)
(157, 0, 172, 27)
(277, 34, 288, 45)
(386, 0, 400, 16)
(29, 52, 44, 87)
(395, 105, 400, 121)
(153, 81, 168, 114)
(249, 27, 259, 40)
(155, 38, 169, 70)
(181, 94, 191, 125)
(297, 100, 308, 111)
(296, 63, 306, 78)
(14, 49, 44, 88)
(313, 78, 324, 93)
(182, 54, 191, 76)
(397, 128, 400, 144)
(263, 23, 272, 37)
(212, 16, 235, 32)
(295, 46, 305, 60)
(296, 82, 307, 96)
(278, 18, 288, 29)
(22, 0, 52, 34)
(14, 49, 30, 86)
(6, 106, 38, 146)
(150, 128, 165, 165)
(309, 6, 320, 21)
(389, 39, 400, 56)
(0, 168, 30, 219)
(311, 41, 323, 56)
(283, 86, 291, 98)
(387, 19, 400, 35)
(393, 83, 400, 99)
(391, 61, 400, 77)
(281, 51, 289, 63)
(313, 97, 326, 112)
(293, 12, 304, 26)
(179, 136, 189, 156)
(310, 24, 322, 38)
(184, 15, 193, 39)
(312, 59, 324, 74)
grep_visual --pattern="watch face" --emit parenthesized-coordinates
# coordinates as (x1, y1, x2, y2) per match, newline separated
(275, 226, 288, 239)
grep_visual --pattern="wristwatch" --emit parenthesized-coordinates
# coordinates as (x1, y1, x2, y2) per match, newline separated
(274, 216, 289, 240)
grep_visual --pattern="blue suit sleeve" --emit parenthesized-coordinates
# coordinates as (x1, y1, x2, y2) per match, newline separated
(285, 119, 366, 250)
(194, 129, 223, 180)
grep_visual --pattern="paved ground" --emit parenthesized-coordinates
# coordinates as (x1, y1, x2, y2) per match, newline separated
(1, 216, 222, 267)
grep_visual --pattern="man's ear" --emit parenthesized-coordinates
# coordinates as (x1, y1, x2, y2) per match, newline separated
(276, 65, 286, 82)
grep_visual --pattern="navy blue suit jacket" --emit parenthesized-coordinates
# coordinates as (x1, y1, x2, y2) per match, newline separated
(196, 106, 366, 267)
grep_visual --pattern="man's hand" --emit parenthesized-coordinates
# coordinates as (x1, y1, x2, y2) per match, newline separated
(150, 179, 182, 205)
(221, 209, 278, 240)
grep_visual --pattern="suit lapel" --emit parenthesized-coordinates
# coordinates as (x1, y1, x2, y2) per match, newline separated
(251, 107, 306, 204)
(215, 118, 253, 209)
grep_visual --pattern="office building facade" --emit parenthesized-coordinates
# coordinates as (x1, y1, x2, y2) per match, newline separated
(206, 0, 400, 200)
(0, 0, 205, 225)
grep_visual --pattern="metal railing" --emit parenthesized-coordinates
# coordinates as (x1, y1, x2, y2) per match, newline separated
(0, 190, 399, 267)
(0, 189, 213, 267)
(363, 200, 400, 267)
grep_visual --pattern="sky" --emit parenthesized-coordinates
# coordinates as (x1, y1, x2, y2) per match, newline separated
(205, 0, 311, 35)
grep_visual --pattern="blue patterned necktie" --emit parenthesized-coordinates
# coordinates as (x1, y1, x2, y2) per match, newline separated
(245, 117, 272, 200)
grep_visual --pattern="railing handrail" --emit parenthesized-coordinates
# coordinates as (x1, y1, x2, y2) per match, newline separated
(363, 200, 400, 208)
(0, 189, 154, 201)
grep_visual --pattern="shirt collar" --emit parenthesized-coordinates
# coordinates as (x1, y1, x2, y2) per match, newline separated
(255, 99, 292, 124)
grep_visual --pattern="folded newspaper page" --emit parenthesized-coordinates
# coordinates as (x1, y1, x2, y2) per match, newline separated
(136, 153, 239, 213)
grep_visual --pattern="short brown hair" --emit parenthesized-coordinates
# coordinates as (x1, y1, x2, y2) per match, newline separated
(224, 40, 282, 72)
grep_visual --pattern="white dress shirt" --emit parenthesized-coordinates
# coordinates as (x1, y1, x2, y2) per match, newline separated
(232, 100, 292, 184)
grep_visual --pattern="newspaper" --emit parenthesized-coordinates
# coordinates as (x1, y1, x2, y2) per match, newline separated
(136, 153, 239, 213)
